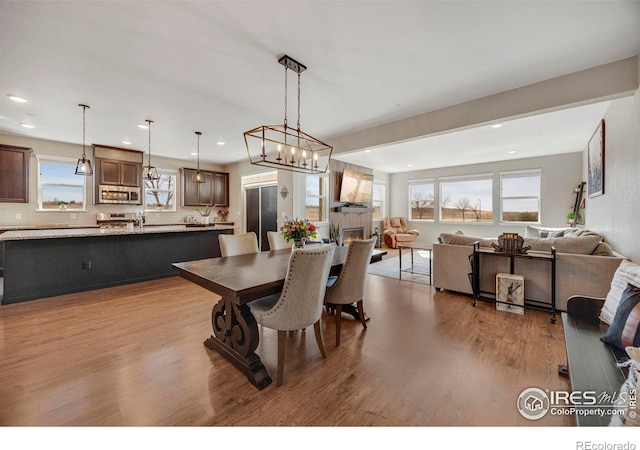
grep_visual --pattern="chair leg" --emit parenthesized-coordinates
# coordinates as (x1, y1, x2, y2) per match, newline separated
(357, 299, 367, 329)
(288, 330, 295, 338)
(313, 320, 327, 359)
(277, 330, 286, 386)
(335, 304, 342, 346)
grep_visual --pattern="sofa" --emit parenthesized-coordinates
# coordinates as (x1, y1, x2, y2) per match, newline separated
(432, 227, 626, 311)
(382, 217, 419, 249)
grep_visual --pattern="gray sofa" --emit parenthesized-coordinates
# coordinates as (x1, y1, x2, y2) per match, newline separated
(432, 228, 626, 311)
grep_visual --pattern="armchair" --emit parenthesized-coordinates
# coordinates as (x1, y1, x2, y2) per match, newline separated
(382, 217, 419, 249)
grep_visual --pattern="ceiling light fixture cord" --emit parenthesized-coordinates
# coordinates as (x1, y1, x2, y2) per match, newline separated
(82, 105, 88, 158)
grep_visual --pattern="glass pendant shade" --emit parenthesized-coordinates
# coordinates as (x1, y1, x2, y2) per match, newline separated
(143, 119, 160, 181)
(75, 104, 93, 176)
(75, 156, 93, 175)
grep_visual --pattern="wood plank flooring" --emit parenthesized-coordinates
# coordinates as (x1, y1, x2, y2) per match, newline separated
(0, 269, 573, 427)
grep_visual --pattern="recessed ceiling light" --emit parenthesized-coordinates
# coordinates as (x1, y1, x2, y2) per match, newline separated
(190, 151, 198, 156)
(491, 123, 503, 129)
(8, 95, 27, 103)
(216, 141, 225, 146)
(407, 164, 413, 167)
(20, 123, 35, 129)
(137, 123, 149, 129)
(364, 150, 371, 153)
(122, 140, 132, 145)
(508, 150, 517, 154)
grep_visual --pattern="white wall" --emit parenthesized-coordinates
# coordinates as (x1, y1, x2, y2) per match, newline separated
(0, 133, 227, 227)
(388, 152, 583, 245)
(585, 87, 640, 261)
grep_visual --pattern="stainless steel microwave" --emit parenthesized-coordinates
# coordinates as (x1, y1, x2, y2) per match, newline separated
(98, 185, 141, 204)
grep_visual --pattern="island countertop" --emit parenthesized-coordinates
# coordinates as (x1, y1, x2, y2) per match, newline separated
(0, 224, 237, 242)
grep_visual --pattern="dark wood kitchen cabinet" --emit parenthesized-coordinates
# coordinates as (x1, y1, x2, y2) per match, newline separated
(93, 145, 143, 188)
(0, 144, 30, 203)
(97, 159, 141, 187)
(181, 168, 229, 207)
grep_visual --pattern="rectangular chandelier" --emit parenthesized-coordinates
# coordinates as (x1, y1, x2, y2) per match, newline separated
(244, 55, 332, 174)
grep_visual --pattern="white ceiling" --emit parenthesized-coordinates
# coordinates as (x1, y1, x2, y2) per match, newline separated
(1, 1, 639, 172)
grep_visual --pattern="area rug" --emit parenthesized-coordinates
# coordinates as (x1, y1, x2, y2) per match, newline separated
(367, 251, 431, 285)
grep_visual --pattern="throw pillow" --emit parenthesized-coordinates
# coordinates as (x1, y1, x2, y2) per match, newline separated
(523, 235, 601, 254)
(592, 242, 615, 257)
(600, 260, 640, 325)
(601, 283, 640, 350)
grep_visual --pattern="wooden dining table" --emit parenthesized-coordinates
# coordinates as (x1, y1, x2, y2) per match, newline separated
(172, 246, 351, 390)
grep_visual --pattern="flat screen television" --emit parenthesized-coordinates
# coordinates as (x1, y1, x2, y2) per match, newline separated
(339, 169, 374, 205)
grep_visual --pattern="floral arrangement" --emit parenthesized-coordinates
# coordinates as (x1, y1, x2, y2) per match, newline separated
(218, 208, 229, 217)
(280, 216, 318, 246)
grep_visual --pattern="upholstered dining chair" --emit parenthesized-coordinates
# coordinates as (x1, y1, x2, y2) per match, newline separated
(249, 244, 336, 386)
(218, 232, 260, 257)
(323, 237, 376, 346)
(267, 230, 293, 250)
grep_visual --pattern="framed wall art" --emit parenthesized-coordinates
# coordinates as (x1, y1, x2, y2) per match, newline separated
(587, 119, 605, 198)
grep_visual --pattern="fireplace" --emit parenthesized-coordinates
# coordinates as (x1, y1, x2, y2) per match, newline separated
(343, 227, 364, 243)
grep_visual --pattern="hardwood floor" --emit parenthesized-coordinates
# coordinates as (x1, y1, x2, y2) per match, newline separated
(0, 268, 573, 427)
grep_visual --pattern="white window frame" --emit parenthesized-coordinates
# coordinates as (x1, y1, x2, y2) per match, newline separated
(372, 180, 386, 220)
(144, 168, 177, 212)
(408, 179, 435, 221)
(37, 155, 87, 212)
(305, 172, 329, 223)
(499, 169, 542, 224)
(439, 173, 493, 224)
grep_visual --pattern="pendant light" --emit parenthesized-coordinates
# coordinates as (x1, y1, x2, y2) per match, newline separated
(143, 119, 160, 181)
(192, 131, 205, 183)
(75, 104, 93, 175)
(244, 54, 332, 173)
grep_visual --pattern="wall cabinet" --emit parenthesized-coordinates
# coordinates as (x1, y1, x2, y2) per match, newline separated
(97, 159, 141, 187)
(0, 144, 30, 203)
(182, 168, 229, 207)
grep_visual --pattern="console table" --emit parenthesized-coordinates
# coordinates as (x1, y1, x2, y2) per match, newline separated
(471, 242, 557, 323)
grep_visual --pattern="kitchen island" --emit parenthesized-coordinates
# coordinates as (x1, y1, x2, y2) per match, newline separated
(0, 225, 235, 304)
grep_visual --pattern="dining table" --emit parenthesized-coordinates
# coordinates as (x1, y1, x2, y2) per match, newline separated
(172, 245, 353, 389)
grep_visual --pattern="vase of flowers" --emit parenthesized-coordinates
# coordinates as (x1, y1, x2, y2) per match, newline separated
(280, 216, 318, 249)
(218, 208, 229, 222)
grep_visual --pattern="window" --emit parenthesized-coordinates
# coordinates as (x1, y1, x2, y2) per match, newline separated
(408, 180, 435, 220)
(305, 174, 328, 222)
(144, 169, 177, 211)
(500, 170, 541, 223)
(440, 175, 493, 223)
(37, 156, 86, 210)
(372, 181, 385, 220)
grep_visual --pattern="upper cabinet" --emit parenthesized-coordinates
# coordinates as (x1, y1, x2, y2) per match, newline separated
(97, 159, 141, 187)
(181, 168, 229, 207)
(93, 145, 143, 189)
(0, 144, 30, 203)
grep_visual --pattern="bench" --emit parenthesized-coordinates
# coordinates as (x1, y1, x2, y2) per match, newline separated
(560, 295, 628, 426)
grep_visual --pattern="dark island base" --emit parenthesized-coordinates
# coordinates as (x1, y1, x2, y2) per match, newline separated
(2, 229, 232, 304)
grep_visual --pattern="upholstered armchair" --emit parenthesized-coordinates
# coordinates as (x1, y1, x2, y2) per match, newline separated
(324, 237, 376, 346)
(382, 217, 419, 249)
(249, 244, 336, 385)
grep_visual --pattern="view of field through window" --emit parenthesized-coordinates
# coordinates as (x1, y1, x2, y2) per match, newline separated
(39, 160, 85, 209)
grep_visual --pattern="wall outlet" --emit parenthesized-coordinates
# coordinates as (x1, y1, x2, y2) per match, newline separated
(155, 213, 159, 218)
(70, 213, 77, 220)
(15, 213, 22, 220)
(82, 261, 92, 270)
